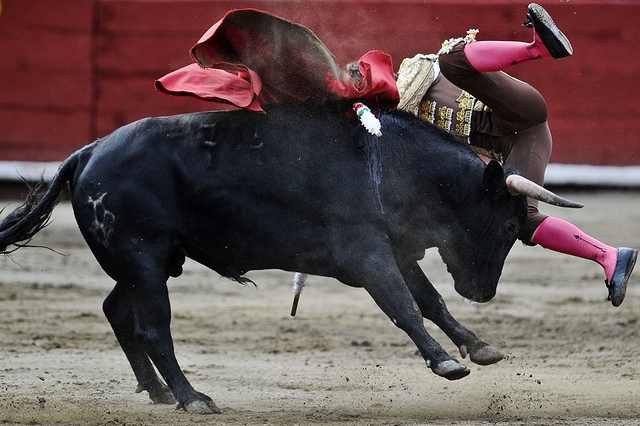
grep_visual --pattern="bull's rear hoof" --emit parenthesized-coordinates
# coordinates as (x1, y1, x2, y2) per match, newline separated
(468, 345, 505, 366)
(432, 360, 470, 380)
(136, 383, 176, 405)
(179, 397, 222, 414)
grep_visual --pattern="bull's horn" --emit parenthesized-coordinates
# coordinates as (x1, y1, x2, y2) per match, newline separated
(506, 174, 584, 208)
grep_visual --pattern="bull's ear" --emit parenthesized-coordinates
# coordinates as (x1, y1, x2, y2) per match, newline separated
(482, 160, 506, 196)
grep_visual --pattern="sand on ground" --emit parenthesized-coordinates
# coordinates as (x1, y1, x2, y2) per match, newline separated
(1, 190, 640, 425)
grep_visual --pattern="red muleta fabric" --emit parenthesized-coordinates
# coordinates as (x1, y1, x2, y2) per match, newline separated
(155, 9, 399, 112)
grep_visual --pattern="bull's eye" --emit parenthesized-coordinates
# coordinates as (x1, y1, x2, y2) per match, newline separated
(505, 220, 517, 235)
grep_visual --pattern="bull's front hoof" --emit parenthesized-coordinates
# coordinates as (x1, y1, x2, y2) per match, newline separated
(432, 360, 470, 380)
(177, 394, 222, 414)
(468, 345, 505, 366)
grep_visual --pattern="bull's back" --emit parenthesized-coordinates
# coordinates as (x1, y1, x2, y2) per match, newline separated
(68, 106, 380, 275)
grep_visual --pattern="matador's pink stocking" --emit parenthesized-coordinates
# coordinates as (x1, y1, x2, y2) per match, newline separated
(532, 217, 617, 282)
(463, 38, 550, 72)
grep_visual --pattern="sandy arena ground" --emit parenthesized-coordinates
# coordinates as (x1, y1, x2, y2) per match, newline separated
(1, 190, 640, 426)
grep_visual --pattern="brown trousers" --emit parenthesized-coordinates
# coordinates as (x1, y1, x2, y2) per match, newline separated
(437, 45, 551, 244)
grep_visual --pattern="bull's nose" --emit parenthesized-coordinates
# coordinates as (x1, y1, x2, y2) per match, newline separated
(455, 282, 496, 303)
(476, 290, 496, 303)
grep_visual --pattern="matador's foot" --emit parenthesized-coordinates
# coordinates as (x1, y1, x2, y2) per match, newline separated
(607, 247, 638, 307)
(524, 3, 573, 59)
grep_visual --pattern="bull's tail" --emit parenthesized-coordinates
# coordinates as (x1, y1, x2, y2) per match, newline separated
(0, 151, 81, 254)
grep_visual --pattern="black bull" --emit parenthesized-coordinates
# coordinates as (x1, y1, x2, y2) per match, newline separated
(0, 101, 581, 414)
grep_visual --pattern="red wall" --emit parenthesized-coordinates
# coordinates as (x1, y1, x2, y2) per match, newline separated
(1, 0, 639, 165)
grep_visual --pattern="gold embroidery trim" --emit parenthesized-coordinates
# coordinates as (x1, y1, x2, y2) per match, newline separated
(438, 29, 480, 55)
(453, 91, 475, 142)
(397, 54, 438, 113)
(417, 91, 502, 161)
(419, 99, 437, 124)
(474, 99, 489, 112)
(470, 146, 504, 163)
(436, 105, 453, 132)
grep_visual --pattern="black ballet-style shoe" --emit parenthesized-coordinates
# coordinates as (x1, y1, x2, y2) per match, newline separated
(606, 247, 638, 307)
(524, 3, 574, 59)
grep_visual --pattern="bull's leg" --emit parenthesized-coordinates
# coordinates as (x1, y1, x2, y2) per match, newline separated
(99, 251, 221, 414)
(121, 268, 221, 414)
(399, 261, 504, 366)
(333, 234, 470, 380)
(103, 283, 175, 404)
(365, 271, 471, 379)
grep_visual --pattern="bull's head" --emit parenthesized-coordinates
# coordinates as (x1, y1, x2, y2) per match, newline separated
(439, 160, 582, 303)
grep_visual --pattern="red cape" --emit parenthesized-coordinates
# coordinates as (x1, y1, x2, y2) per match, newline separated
(156, 9, 399, 112)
